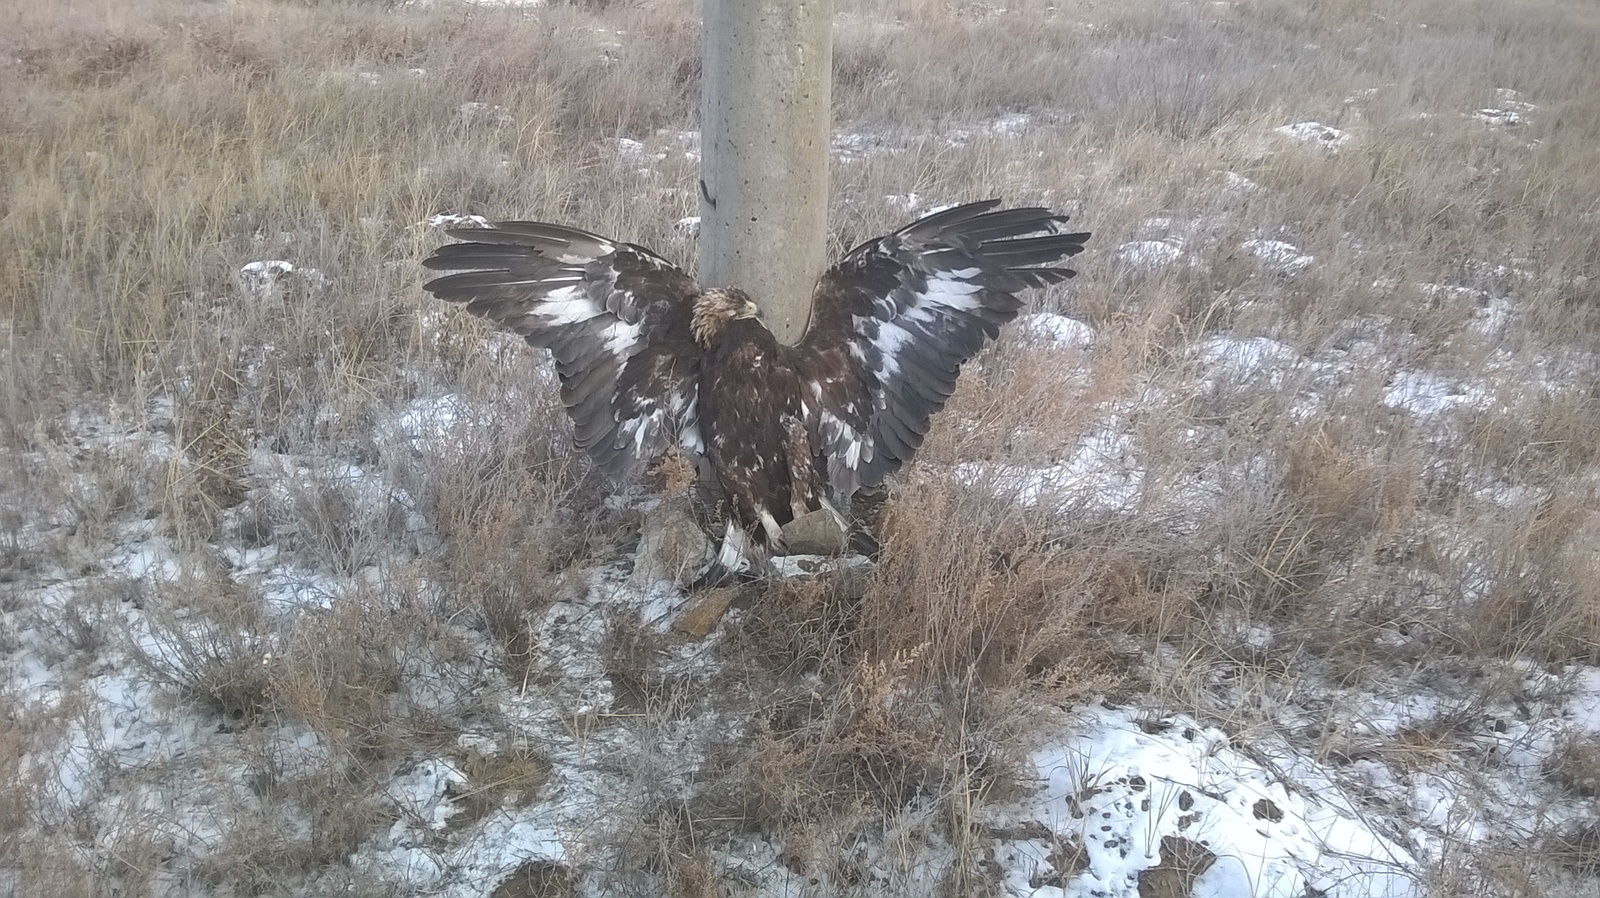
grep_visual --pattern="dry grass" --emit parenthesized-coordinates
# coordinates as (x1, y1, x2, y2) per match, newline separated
(5, 0, 1600, 893)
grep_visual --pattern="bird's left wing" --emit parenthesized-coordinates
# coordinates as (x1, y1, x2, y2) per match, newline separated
(423, 222, 704, 478)
(796, 201, 1090, 496)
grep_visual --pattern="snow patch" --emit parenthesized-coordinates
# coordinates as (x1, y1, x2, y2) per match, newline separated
(1477, 88, 1537, 125)
(1274, 121, 1352, 153)
(1196, 335, 1301, 387)
(987, 704, 1423, 898)
(1473, 109, 1523, 127)
(1222, 171, 1263, 194)
(1017, 312, 1097, 350)
(656, 128, 701, 161)
(423, 0, 546, 6)
(606, 136, 666, 167)
(376, 393, 473, 457)
(1383, 370, 1489, 416)
(884, 192, 923, 211)
(1570, 668, 1600, 734)
(770, 553, 874, 579)
(239, 260, 329, 298)
(388, 758, 469, 832)
(1242, 239, 1313, 276)
(832, 131, 897, 162)
(1116, 240, 1185, 271)
(954, 428, 1141, 513)
(944, 113, 1037, 145)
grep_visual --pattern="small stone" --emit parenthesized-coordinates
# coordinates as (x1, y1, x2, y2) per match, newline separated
(1252, 797, 1283, 822)
(670, 587, 738, 639)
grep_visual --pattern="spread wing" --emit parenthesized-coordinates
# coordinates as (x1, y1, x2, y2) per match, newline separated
(797, 200, 1090, 495)
(422, 222, 703, 478)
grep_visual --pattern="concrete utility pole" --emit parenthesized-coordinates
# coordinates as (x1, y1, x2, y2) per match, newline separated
(700, 0, 832, 345)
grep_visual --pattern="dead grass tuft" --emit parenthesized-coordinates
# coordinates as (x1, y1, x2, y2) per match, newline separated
(492, 859, 581, 898)
(860, 483, 1095, 690)
(1463, 490, 1600, 662)
(166, 361, 252, 541)
(1544, 736, 1600, 797)
(127, 571, 276, 724)
(456, 743, 553, 823)
(1555, 822, 1600, 875)
(748, 649, 950, 830)
(192, 762, 392, 894)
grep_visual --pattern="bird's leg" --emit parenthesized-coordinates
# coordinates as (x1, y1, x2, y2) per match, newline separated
(716, 520, 753, 573)
(757, 510, 788, 555)
(783, 417, 821, 526)
(815, 497, 847, 534)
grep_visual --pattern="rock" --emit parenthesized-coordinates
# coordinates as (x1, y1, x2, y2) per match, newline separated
(1137, 835, 1217, 898)
(628, 497, 712, 589)
(670, 587, 740, 640)
(779, 507, 849, 557)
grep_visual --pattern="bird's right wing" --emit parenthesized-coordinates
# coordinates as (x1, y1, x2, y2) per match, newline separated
(423, 222, 704, 477)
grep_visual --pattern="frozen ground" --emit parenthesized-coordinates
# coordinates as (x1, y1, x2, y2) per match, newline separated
(3, 1, 1598, 890)
(10, 469, 1600, 897)
(7, 213, 1600, 893)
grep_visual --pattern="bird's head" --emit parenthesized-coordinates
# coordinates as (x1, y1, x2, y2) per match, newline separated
(691, 287, 761, 347)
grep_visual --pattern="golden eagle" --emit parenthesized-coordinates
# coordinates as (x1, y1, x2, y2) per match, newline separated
(422, 201, 1089, 565)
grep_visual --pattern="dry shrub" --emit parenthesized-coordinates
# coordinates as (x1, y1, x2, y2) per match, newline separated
(190, 762, 390, 894)
(736, 479, 1126, 874)
(455, 743, 552, 824)
(165, 359, 251, 542)
(424, 415, 600, 676)
(748, 648, 951, 831)
(127, 571, 277, 725)
(0, 715, 26, 869)
(859, 482, 1095, 689)
(1463, 490, 1600, 662)
(271, 587, 436, 759)
(122, 568, 474, 892)
(1555, 822, 1600, 875)
(432, 461, 589, 594)
(604, 801, 725, 898)
(602, 611, 692, 712)
(1464, 382, 1600, 477)
(492, 859, 581, 898)
(1544, 736, 1600, 797)
(735, 574, 863, 679)
(1254, 419, 1422, 614)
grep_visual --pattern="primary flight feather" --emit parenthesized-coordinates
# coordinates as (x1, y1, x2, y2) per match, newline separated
(422, 200, 1089, 557)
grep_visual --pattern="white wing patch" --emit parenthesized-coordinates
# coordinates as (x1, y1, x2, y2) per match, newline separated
(535, 285, 597, 326)
(919, 273, 985, 310)
(665, 390, 702, 455)
(621, 408, 663, 457)
(601, 320, 640, 357)
(557, 245, 612, 265)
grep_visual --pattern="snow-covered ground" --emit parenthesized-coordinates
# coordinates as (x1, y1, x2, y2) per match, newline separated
(5, 0, 1600, 894)
(9, 232, 1600, 893)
